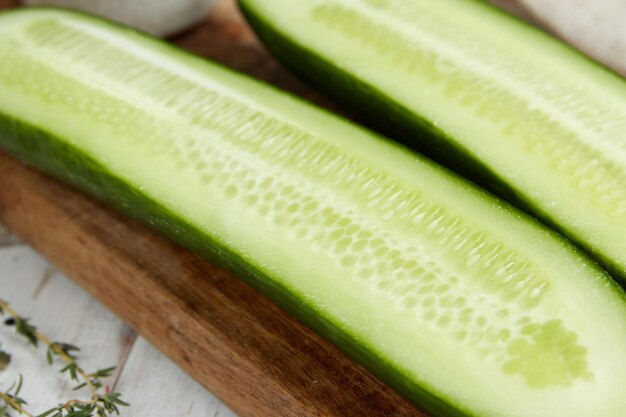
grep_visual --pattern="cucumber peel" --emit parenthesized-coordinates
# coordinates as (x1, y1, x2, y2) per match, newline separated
(0, 8, 625, 417)
(239, 0, 626, 285)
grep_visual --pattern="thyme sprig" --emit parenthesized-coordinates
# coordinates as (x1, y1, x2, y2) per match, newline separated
(0, 301, 129, 417)
(0, 375, 29, 417)
(0, 348, 10, 373)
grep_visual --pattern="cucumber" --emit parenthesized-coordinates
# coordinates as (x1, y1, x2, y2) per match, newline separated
(238, 0, 626, 285)
(0, 8, 625, 417)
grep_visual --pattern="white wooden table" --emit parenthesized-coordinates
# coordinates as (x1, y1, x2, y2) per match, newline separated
(0, 222, 237, 416)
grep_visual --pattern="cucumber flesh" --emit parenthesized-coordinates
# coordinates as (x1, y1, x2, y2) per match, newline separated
(0, 9, 626, 417)
(239, 0, 626, 285)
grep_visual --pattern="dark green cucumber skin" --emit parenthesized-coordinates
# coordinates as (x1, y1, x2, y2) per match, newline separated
(0, 97, 474, 417)
(237, 0, 626, 287)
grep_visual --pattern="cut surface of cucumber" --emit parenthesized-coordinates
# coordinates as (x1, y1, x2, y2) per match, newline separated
(0, 8, 626, 417)
(239, 0, 626, 285)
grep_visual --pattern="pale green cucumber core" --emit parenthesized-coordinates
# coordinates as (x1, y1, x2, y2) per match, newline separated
(0, 9, 625, 417)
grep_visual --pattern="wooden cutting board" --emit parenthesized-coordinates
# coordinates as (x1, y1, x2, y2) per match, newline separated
(0, 1, 425, 416)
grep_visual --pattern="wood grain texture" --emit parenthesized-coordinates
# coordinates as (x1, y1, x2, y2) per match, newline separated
(0, 149, 424, 417)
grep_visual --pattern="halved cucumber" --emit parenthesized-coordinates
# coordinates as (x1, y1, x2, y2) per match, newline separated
(0, 8, 625, 417)
(239, 0, 626, 285)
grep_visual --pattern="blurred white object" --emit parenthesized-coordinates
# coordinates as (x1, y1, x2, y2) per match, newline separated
(23, 0, 216, 37)
(500, 0, 626, 76)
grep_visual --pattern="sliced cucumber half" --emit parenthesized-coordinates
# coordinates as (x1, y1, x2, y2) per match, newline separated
(239, 0, 626, 285)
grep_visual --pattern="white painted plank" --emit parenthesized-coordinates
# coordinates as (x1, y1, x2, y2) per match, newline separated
(522, 0, 626, 75)
(0, 245, 237, 415)
(0, 246, 131, 413)
(116, 337, 237, 417)
(492, 0, 626, 75)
